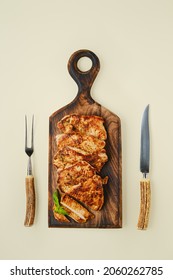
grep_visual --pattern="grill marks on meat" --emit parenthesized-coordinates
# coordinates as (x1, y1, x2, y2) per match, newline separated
(57, 114, 107, 140)
(53, 114, 108, 224)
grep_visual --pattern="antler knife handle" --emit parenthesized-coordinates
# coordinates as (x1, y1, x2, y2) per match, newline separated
(137, 179, 151, 230)
(24, 175, 35, 226)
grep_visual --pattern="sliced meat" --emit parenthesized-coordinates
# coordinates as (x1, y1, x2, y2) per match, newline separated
(53, 205, 70, 223)
(60, 175, 108, 211)
(53, 147, 108, 172)
(57, 161, 96, 189)
(61, 194, 94, 223)
(57, 114, 107, 140)
(56, 133, 105, 155)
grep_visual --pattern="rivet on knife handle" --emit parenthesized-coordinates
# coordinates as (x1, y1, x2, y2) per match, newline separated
(24, 115, 35, 226)
(137, 105, 151, 230)
(137, 179, 151, 229)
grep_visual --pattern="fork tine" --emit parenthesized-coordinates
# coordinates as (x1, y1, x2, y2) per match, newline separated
(31, 115, 34, 150)
(25, 115, 27, 149)
(25, 115, 34, 149)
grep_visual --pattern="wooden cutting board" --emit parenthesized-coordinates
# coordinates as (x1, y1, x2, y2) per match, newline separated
(48, 49, 122, 228)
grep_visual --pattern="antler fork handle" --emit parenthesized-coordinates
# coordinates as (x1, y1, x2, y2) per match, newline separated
(24, 175, 35, 226)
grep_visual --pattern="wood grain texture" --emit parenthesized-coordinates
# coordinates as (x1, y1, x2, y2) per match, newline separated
(137, 179, 151, 230)
(48, 49, 122, 228)
(24, 175, 35, 226)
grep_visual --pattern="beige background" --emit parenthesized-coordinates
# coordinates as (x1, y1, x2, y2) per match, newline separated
(0, 0, 173, 260)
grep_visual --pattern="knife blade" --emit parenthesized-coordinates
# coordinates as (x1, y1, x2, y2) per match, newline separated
(137, 104, 151, 230)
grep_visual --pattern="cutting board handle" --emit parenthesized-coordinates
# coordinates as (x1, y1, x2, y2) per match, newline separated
(68, 49, 100, 99)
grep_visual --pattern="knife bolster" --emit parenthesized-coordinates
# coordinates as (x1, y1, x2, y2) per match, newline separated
(24, 175, 35, 226)
(137, 179, 151, 230)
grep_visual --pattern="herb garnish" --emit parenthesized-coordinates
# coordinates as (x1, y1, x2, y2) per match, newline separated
(53, 190, 68, 215)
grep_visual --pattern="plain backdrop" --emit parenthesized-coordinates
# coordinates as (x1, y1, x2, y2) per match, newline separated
(0, 0, 173, 260)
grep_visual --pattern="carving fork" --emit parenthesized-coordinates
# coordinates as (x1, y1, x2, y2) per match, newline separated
(24, 115, 35, 226)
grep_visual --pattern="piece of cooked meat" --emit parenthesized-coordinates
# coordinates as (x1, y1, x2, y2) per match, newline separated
(56, 133, 105, 155)
(53, 147, 108, 172)
(53, 205, 70, 223)
(57, 114, 107, 140)
(61, 175, 108, 211)
(60, 194, 94, 223)
(57, 161, 96, 189)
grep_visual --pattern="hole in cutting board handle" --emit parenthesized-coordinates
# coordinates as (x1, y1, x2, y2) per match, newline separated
(77, 57, 93, 73)
(68, 49, 100, 93)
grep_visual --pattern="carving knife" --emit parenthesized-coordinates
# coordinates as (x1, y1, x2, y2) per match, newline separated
(137, 104, 151, 230)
